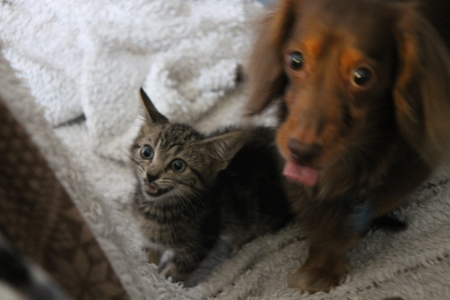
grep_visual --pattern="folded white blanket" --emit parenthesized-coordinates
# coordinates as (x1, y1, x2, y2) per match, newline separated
(0, 0, 267, 161)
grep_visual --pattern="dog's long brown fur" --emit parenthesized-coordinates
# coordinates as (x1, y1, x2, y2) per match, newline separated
(246, 0, 450, 293)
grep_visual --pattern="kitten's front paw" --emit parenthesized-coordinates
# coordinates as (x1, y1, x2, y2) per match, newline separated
(158, 262, 189, 282)
(287, 265, 344, 293)
(158, 261, 175, 277)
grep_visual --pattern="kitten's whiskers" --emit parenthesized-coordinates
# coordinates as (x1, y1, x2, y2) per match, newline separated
(172, 189, 198, 215)
(171, 185, 205, 215)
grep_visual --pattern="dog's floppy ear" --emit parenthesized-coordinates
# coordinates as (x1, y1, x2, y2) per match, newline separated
(393, 4, 450, 164)
(245, 0, 298, 115)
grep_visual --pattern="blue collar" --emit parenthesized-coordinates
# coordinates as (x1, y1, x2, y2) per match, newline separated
(347, 193, 375, 235)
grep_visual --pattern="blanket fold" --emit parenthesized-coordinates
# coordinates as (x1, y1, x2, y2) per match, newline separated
(0, 0, 264, 161)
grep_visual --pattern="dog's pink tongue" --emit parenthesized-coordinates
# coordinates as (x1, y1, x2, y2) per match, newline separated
(283, 161, 319, 187)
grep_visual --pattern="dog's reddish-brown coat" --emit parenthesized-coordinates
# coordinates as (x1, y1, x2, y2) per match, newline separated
(246, 0, 450, 293)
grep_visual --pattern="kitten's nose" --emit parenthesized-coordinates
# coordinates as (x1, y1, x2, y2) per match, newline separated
(288, 138, 322, 166)
(147, 174, 158, 183)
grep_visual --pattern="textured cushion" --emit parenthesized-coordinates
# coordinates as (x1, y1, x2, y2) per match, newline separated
(0, 92, 129, 300)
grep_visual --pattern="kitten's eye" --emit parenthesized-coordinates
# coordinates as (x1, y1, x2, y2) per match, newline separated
(170, 159, 186, 173)
(140, 146, 154, 160)
(287, 51, 305, 71)
(351, 66, 375, 89)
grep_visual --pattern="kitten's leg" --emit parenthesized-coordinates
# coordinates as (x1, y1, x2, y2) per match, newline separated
(158, 261, 178, 278)
(158, 247, 209, 282)
(229, 232, 255, 255)
(157, 249, 174, 274)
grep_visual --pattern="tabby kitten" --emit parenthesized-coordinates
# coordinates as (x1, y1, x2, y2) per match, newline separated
(131, 89, 291, 284)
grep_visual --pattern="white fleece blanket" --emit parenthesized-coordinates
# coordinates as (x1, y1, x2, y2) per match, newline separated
(0, 0, 275, 162)
(2, 0, 450, 299)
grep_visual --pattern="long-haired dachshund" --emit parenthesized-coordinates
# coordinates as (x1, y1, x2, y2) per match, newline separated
(246, 0, 450, 293)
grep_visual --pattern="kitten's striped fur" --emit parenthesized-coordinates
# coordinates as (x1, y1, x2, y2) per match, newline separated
(131, 89, 292, 284)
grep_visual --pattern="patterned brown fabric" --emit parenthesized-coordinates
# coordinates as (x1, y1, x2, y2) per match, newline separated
(0, 97, 130, 300)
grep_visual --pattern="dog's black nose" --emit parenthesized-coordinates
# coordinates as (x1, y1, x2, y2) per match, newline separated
(288, 138, 322, 166)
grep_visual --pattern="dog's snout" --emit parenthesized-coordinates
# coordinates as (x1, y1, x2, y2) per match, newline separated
(288, 138, 322, 166)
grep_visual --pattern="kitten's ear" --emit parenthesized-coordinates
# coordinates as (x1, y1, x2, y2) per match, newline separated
(139, 88, 169, 124)
(200, 131, 245, 172)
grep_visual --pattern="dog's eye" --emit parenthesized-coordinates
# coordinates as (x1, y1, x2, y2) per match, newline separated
(140, 146, 154, 160)
(288, 51, 305, 70)
(351, 67, 374, 88)
(170, 159, 186, 173)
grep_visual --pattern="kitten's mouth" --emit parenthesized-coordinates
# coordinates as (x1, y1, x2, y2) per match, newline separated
(144, 183, 173, 197)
